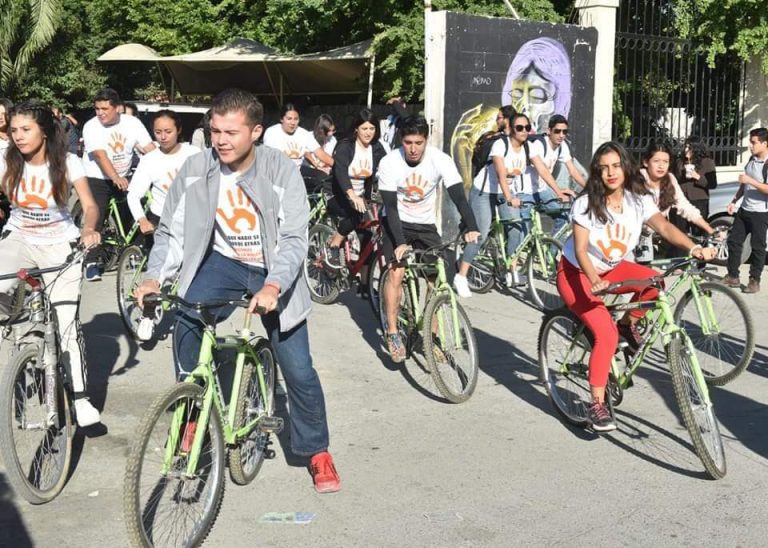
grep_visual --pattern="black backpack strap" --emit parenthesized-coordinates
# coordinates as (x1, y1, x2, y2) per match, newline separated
(762, 160, 768, 184)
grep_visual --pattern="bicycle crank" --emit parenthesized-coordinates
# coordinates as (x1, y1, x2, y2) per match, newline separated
(258, 415, 284, 434)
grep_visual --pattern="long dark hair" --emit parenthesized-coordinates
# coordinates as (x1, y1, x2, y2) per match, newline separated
(313, 114, 335, 146)
(350, 108, 380, 142)
(584, 141, 648, 224)
(2, 101, 70, 207)
(684, 135, 709, 169)
(643, 141, 676, 212)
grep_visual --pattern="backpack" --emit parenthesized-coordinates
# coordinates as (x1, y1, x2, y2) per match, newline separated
(471, 131, 507, 178)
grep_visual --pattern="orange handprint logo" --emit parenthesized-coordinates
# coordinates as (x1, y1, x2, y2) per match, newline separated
(351, 158, 372, 179)
(284, 141, 302, 159)
(108, 132, 126, 154)
(216, 188, 257, 234)
(508, 156, 525, 177)
(401, 173, 429, 202)
(161, 169, 178, 192)
(595, 224, 631, 262)
(16, 176, 52, 209)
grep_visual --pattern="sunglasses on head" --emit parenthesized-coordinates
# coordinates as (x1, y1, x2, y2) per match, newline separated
(514, 124, 532, 132)
(552, 128, 569, 135)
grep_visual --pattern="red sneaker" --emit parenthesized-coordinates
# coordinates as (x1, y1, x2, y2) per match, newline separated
(309, 451, 341, 493)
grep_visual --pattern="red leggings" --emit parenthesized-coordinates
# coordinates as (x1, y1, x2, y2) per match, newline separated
(556, 258, 660, 388)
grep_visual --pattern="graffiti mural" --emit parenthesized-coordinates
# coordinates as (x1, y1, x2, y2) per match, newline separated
(441, 13, 597, 185)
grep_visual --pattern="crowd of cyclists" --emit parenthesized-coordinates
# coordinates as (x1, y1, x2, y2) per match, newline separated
(0, 84, 766, 497)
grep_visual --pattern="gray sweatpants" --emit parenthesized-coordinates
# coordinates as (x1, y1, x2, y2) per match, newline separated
(0, 231, 88, 393)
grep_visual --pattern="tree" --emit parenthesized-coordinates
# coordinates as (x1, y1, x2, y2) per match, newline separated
(0, 0, 63, 96)
(675, 0, 768, 73)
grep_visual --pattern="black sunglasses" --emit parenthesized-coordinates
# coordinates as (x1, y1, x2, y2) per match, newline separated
(514, 124, 532, 132)
(552, 128, 569, 135)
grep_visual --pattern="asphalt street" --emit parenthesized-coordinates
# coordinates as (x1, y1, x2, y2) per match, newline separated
(1, 263, 768, 547)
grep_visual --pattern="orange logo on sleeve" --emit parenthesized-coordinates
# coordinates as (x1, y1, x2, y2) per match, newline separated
(351, 158, 372, 179)
(401, 173, 429, 201)
(216, 187, 257, 234)
(596, 223, 631, 262)
(284, 141, 302, 159)
(15, 176, 52, 208)
(108, 132, 126, 154)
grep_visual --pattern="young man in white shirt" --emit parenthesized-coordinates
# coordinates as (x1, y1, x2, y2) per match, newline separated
(724, 127, 768, 294)
(378, 115, 480, 362)
(81, 88, 154, 280)
(135, 88, 340, 493)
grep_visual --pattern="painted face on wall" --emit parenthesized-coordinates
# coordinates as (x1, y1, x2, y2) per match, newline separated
(507, 68, 556, 134)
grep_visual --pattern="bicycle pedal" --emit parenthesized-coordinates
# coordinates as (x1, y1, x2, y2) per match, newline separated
(264, 448, 276, 459)
(259, 416, 284, 434)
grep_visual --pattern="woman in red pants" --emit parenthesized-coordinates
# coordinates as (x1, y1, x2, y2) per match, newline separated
(557, 141, 715, 432)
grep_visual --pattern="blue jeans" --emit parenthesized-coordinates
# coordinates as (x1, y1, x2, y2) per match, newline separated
(507, 193, 533, 258)
(462, 186, 521, 264)
(534, 187, 568, 234)
(173, 251, 329, 456)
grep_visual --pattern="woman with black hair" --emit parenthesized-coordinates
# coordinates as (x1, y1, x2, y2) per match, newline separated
(0, 101, 102, 426)
(300, 113, 337, 192)
(264, 103, 334, 171)
(677, 136, 717, 236)
(324, 109, 387, 291)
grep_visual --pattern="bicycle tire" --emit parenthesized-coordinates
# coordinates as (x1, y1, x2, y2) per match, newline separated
(116, 245, 146, 339)
(0, 344, 74, 504)
(9, 281, 28, 319)
(367, 250, 385, 318)
(124, 382, 226, 547)
(378, 268, 415, 347)
(667, 333, 727, 479)
(304, 223, 341, 305)
(422, 292, 478, 403)
(229, 339, 276, 486)
(454, 237, 495, 293)
(538, 309, 593, 427)
(673, 281, 754, 386)
(102, 214, 123, 272)
(527, 236, 563, 311)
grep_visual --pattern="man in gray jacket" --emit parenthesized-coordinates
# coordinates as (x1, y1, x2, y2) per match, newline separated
(135, 88, 340, 493)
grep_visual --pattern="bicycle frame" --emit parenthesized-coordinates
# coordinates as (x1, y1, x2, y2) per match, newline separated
(484, 205, 555, 278)
(162, 312, 271, 476)
(103, 193, 154, 248)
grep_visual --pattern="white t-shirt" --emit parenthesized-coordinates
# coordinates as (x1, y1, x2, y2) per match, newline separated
(347, 142, 374, 196)
(302, 135, 336, 170)
(471, 137, 535, 195)
(82, 114, 153, 179)
(263, 125, 320, 169)
(3, 153, 83, 244)
(529, 138, 572, 171)
(127, 143, 200, 221)
(0, 139, 9, 155)
(563, 192, 660, 274)
(377, 146, 462, 225)
(213, 166, 264, 268)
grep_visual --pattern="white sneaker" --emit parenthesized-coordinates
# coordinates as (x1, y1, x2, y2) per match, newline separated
(453, 274, 472, 298)
(74, 398, 101, 427)
(505, 270, 527, 288)
(136, 317, 156, 341)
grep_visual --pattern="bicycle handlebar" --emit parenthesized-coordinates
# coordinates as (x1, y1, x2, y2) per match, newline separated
(0, 248, 86, 283)
(142, 290, 268, 316)
(594, 256, 699, 295)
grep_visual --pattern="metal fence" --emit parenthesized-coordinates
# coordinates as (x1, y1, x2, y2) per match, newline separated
(612, 0, 745, 165)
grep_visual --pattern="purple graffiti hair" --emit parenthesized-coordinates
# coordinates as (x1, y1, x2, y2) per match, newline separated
(501, 37, 572, 119)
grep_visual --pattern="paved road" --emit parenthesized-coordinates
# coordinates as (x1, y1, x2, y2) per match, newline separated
(1, 264, 768, 547)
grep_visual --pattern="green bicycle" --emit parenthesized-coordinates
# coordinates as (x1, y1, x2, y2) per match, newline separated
(378, 242, 479, 403)
(456, 198, 564, 311)
(538, 258, 727, 479)
(123, 293, 279, 547)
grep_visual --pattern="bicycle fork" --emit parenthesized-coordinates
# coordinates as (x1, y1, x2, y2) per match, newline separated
(688, 286, 720, 336)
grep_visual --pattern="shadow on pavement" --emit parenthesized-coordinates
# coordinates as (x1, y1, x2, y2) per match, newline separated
(0, 473, 33, 547)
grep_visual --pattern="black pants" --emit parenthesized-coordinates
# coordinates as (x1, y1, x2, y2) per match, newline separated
(85, 177, 131, 265)
(689, 199, 710, 237)
(727, 209, 768, 281)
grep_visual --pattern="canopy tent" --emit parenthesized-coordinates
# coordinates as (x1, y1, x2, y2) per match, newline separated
(98, 38, 376, 105)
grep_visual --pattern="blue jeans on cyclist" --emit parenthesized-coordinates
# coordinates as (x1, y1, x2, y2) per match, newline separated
(173, 250, 330, 457)
(507, 192, 534, 257)
(462, 185, 519, 264)
(533, 186, 568, 234)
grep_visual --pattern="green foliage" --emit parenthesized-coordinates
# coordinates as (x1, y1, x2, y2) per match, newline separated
(675, 0, 768, 73)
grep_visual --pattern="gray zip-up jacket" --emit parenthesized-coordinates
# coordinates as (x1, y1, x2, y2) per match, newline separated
(143, 145, 311, 332)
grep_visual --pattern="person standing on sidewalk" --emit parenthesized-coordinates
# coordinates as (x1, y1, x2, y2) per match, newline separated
(81, 88, 154, 281)
(723, 127, 768, 294)
(135, 88, 341, 493)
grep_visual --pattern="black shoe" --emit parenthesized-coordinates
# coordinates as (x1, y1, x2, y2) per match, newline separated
(358, 284, 370, 300)
(588, 401, 616, 432)
(326, 246, 342, 269)
(617, 321, 641, 353)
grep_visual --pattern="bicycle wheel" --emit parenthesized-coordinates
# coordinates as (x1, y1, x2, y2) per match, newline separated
(229, 339, 276, 485)
(538, 309, 592, 427)
(304, 223, 341, 305)
(102, 215, 123, 272)
(116, 245, 147, 339)
(124, 382, 226, 547)
(667, 333, 727, 479)
(673, 282, 754, 386)
(0, 345, 74, 504)
(454, 237, 495, 293)
(422, 293, 478, 403)
(378, 268, 415, 344)
(527, 236, 563, 311)
(367, 250, 385, 318)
